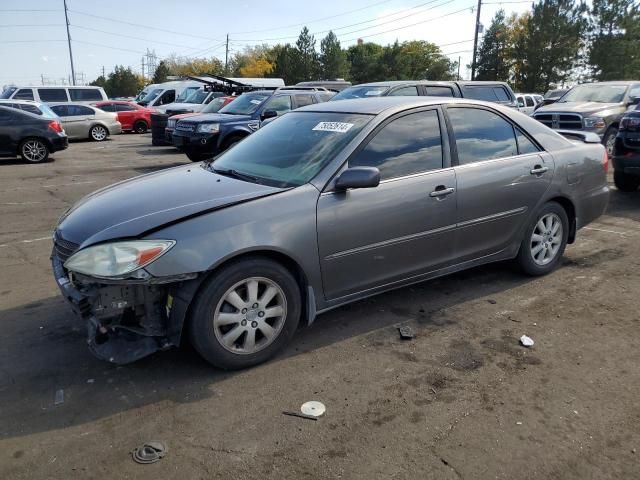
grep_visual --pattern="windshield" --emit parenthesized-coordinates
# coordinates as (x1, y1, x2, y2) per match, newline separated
(182, 90, 209, 104)
(558, 85, 628, 104)
(1, 87, 17, 99)
(202, 97, 231, 113)
(331, 85, 389, 100)
(209, 112, 372, 187)
(546, 90, 566, 99)
(134, 89, 151, 102)
(141, 88, 163, 103)
(175, 87, 201, 103)
(219, 93, 269, 115)
(39, 103, 58, 119)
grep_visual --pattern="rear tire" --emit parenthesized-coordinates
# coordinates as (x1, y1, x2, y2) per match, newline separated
(89, 125, 108, 141)
(614, 171, 640, 192)
(603, 126, 618, 157)
(189, 257, 301, 370)
(19, 138, 49, 163)
(133, 120, 148, 134)
(517, 202, 569, 276)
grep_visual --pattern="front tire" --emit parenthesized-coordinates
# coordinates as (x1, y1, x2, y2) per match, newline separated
(189, 257, 301, 370)
(89, 125, 108, 142)
(614, 171, 640, 192)
(133, 120, 148, 134)
(517, 202, 569, 276)
(19, 138, 49, 163)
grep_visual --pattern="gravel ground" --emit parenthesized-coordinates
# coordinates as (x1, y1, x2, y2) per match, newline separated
(0, 134, 639, 479)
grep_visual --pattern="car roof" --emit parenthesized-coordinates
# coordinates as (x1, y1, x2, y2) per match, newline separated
(0, 99, 40, 105)
(0, 105, 43, 118)
(575, 81, 639, 86)
(297, 96, 494, 115)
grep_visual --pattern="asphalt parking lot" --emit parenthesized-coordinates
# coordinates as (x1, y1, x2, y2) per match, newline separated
(1, 134, 639, 479)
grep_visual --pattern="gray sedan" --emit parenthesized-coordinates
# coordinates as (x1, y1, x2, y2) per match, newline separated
(51, 97, 609, 369)
(50, 103, 122, 141)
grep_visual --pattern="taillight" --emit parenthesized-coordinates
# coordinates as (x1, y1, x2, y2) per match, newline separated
(602, 149, 609, 173)
(48, 120, 63, 133)
(619, 115, 640, 132)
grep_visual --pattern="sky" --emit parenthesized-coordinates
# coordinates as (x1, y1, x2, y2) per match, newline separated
(0, 0, 533, 88)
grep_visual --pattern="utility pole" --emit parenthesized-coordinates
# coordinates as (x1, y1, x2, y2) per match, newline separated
(63, 0, 76, 85)
(102, 65, 105, 78)
(225, 33, 229, 75)
(457, 56, 461, 81)
(471, 0, 482, 81)
(41, 74, 44, 86)
(141, 57, 145, 80)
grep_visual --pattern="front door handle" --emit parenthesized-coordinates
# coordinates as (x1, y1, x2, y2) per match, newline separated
(429, 186, 456, 198)
(530, 165, 549, 175)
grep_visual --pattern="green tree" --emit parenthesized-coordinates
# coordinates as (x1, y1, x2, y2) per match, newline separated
(152, 61, 171, 83)
(103, 66, 143, 97)
(269, 44, 297, 83)
(588, 0, 640, 80)
(294, 27, 321, 82)
(397, 40, 456, 80)
(163, 54, 224, 77)
(320, 31, 349, 80)
(89, 75, 107, 89)
(511, 0, 588, 92)
(346, 42, 384, 83)
(475, 10, 512, 81)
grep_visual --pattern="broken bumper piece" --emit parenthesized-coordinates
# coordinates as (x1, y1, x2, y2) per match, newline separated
(52, 253, 197, 365)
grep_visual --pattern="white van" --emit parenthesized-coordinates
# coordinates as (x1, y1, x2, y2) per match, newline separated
(136, 80, 206, 109)
(0, 85, 108, 104)
(134, 84, 159, 103)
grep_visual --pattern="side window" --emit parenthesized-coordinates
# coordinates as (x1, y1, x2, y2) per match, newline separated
(515, 129, 540, 155)
(67, 105, 94, 116)
(99, 104, 116, 112)
(14, 89, 34, 100)
(388, 86, 419, 96)
(525, 96, 535, 107)
(629, 84, 640, 99)
(158, 90, 175, 105)
(294, 94, 315, 108)
(265, 95, 292, 114)
(462, 86, 497, 101)
(69, 88, 103, 101)
(20, 104, 41, 115)
(349, 110, 443, 180)
(425, 86, 454, 97)
(493, 87, 510, 102)
(447, 107, 518, 164)
(116, 104, 136, 112)
(50, 105, 68, 116)
(38, 88, 69, 102)
(517, 96, 525, 108)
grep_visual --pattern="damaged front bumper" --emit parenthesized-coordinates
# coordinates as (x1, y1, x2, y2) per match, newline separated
(52, 253, 200, 365)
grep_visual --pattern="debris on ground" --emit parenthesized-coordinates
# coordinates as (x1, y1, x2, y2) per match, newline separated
(282, 411, 318, 421)
(487, 299, 497, 304)
(398, 326, 415, 340)
(132, 442, 168, 464)
(54, 389, 64, 405)
(519, 335, 535, 347)
(301, 401, 326, 417)
(516, 421, 523, 425)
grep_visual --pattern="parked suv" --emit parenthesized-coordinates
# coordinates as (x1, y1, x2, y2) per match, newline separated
(330, 80, 518, 108)
(165, 96, 235, 144)
(172, 88, 333, 161)
(612, 105, 640, 191)
(533, 81, 640, 155)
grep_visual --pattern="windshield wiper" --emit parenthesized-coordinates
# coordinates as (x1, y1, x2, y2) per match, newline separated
(212, 167, 261, 184)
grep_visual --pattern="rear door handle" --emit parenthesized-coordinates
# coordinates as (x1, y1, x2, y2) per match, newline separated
(429, 186, 456, 198)
(530, 165, 549, 175)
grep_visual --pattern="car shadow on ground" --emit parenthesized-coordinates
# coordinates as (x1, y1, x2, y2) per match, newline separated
(605, 188, 640, 223)
(0, 259, 531, 440)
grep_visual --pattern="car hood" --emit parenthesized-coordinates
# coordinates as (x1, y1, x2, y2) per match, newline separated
(170, 112, 199, 121)
(56, 164, 285, 247)
(179, 113, 252, 124)
(536, 101, 622, 115)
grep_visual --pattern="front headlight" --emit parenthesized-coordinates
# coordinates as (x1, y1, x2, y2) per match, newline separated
(64, 240, 175, 278)
(584, 116, 606, 129)
(197, 123, 219, 133)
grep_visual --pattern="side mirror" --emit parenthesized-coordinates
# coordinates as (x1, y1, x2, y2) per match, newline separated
(261, 110, 277, 121)
(335, 167, 380, 190)
(628, 96, 640, 106)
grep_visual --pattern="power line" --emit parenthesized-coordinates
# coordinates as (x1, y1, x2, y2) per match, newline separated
(73, 39, 146, 55)
(0, 9, 58, 12)
(0, 24, 63, 27)
(1, 39, 66, 43)
(70, 24, 196, 50)
(67, 8, 225, 42)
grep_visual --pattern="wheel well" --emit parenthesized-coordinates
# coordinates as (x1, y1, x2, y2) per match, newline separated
(19, 136, 52, 153)
(90, 123, 109, 134)
(548, 196, 576, 243)
(222, 132, 248, 149)
(134, 118, 149, 127)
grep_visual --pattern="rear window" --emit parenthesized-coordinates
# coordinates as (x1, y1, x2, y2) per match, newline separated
(69, 88, 103, 101)
(38, 88, 68, 102)
(425, 86, 455, 97)
(463, 85, 511, 103)
(19, 104, 42, 115)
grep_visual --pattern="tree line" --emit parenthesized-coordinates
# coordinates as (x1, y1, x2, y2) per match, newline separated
(91, 0, 640, 97)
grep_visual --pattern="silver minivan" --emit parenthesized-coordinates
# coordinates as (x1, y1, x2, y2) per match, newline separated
(0, 86, 108, 104)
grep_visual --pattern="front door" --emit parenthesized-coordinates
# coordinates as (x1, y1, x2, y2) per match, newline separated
(445, 106, 554, 261)
(317, 108, 457, 301)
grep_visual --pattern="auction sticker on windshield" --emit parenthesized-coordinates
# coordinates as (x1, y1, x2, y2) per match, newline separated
(312, 122, 354, 133)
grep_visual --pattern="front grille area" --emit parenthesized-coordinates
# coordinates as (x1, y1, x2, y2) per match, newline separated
(167, 119, 176, 128)
(53, 231, 79, 263)
(176, 122, 196, 132)
(534, 113, 583, 130)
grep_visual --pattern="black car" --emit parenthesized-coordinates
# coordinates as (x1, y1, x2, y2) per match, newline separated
(0, 105, 68, 163)
(172, 88, 335, 161)
(612, 105, 640, 191)
(330, 80, 518, 108)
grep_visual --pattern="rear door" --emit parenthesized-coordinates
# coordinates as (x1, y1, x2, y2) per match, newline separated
(445, 105, 553, 261)
(316, 107, 457, 301)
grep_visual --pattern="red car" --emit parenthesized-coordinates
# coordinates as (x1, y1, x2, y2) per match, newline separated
(93, 101, 154, 134)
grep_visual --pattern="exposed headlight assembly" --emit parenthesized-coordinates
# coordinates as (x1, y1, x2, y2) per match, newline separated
(583, 116, 606, 129)
(64, 240, 175, 278)
(196, 123, 220, 133)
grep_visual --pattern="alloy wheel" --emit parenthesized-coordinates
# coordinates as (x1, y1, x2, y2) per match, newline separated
(530, 213, 563, 266)
(605, 130, 617, 157)
(22, 140, 47, 162)
(91, 126, 107, 141)
(213, 277, 287, 355)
